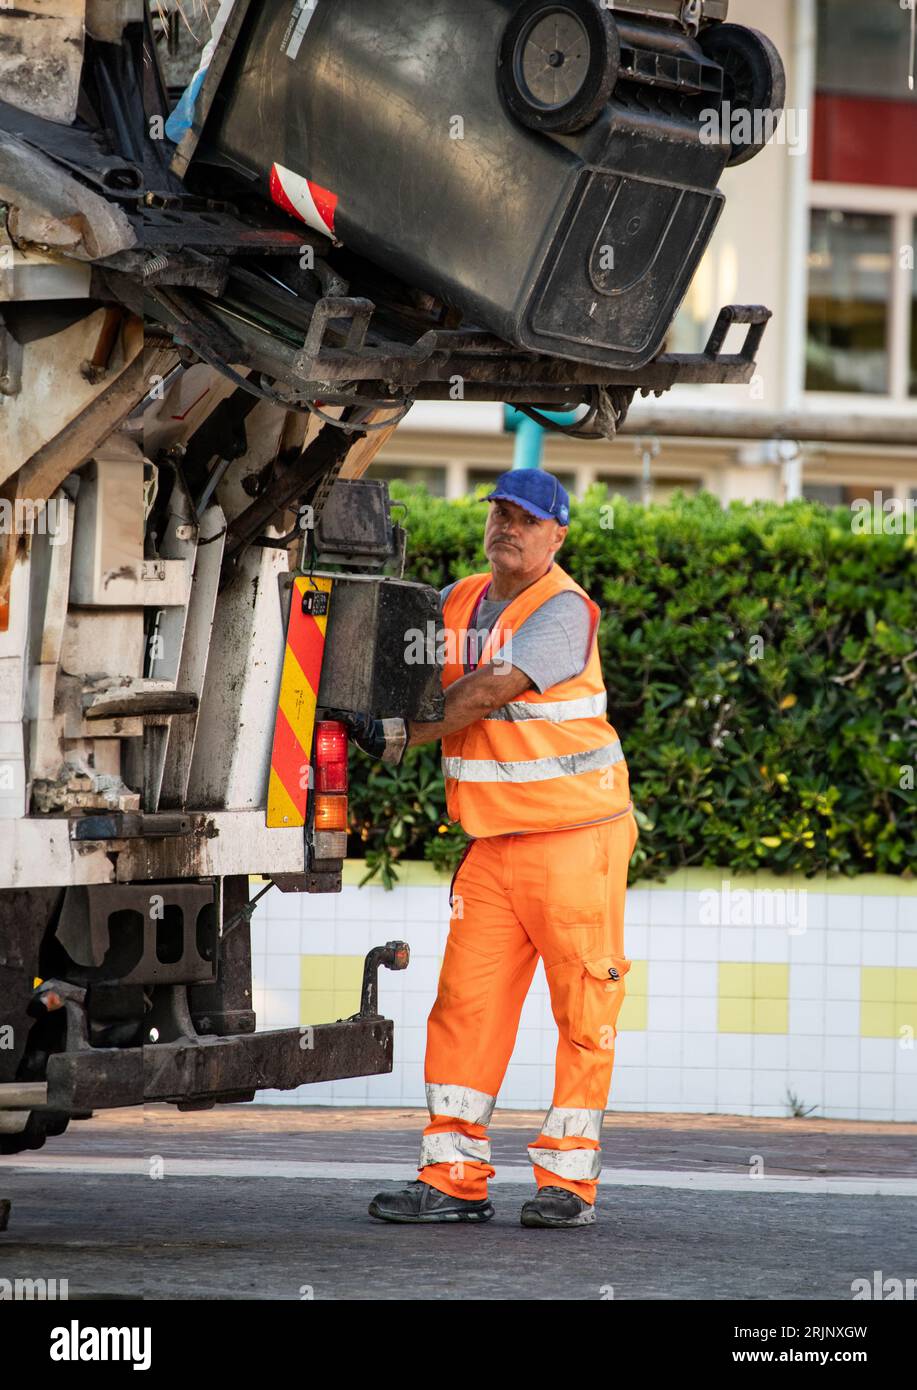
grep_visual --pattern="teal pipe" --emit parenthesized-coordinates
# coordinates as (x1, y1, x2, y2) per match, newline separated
(503, 405, 581, 470)
(512, 413, 545, 470)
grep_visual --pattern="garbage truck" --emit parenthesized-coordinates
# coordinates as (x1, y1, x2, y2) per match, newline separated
(0, 0, 783, 1163)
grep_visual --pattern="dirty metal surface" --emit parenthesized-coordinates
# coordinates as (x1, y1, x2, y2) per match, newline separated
(44, 1024, 394, 1111)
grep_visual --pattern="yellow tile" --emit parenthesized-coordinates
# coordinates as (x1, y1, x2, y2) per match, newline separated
(300, 990, 335, 1025)
(720, 963, 753, 999)
(300, 954, 366, 1025)
(861, 967, 896, 1004)
(626, 960, 648, 996)
(333, 956, 365, 992)
(753, 964, 789, 1000)
(719, 997, 754, 1032)
(717, 964, 787, 1031)
(753, 998, 789, 1034)
(618, 993, 647, 1032)
(860, 1002, 896, 1038)
(617, 961, 647, 1030)
(894, 1003, 917, 1035)
(896, 969, 917, 1004)
(301, 955, 335, 990)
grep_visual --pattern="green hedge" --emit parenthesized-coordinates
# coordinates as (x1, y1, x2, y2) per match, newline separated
(347, 487, 917, 886)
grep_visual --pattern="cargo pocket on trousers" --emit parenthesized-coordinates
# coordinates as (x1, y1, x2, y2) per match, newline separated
(572, 955, 631, 1053)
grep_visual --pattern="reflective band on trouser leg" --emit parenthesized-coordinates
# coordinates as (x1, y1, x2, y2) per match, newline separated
(539, 1105, 604, 1142)
(421, 837, 541, 1200)
(531, 816, 637, 1204)
(528, 1106, 604, 1203)
(527, 1144, 602, 1181)
(425, 1082, 496, 1127)
(418, 1083, 498, 1201)
(420, 1131, 492, 1167)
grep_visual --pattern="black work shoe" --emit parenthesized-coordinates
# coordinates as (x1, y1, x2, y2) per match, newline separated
(520, 1186, 596, 1228)
(368, 1180, 494, 1224)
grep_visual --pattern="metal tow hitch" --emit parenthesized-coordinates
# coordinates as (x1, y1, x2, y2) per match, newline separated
(354, 941, 410, 1020)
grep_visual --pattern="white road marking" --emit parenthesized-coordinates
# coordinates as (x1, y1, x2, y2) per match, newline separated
(3, 1156, 916, 1196)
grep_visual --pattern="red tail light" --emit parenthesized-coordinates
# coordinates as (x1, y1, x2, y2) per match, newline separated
(314, 720, 349, 795)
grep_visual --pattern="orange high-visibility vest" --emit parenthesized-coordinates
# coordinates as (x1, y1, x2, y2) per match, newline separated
(441, 562, 632, 837)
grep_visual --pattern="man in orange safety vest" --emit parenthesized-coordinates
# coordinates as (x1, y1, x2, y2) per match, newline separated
(353, 468, 638, 1228)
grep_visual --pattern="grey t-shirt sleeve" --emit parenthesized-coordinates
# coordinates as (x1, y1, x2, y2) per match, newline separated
(440, 582, 456, 606)
(491, 591, 593, 693)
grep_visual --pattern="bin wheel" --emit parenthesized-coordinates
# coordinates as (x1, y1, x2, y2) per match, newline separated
(699, 23, 786, 167)
(498, 0, 620, 134)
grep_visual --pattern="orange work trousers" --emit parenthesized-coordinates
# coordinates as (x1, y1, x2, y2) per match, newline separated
(419, 811, 638, 1205)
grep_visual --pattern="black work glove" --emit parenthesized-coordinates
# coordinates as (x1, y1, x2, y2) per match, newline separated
(324, 710, 408, 766)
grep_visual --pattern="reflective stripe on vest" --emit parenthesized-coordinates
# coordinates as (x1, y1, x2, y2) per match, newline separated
(440, 563, 631, 837)
(442, 739, 624, 785)
(483, 691, 608, 723)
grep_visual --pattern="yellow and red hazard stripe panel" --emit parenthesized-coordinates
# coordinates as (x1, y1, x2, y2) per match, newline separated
(267, 575, 332, 828)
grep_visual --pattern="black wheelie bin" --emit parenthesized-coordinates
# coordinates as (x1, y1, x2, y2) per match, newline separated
(194, 0, 784, 369)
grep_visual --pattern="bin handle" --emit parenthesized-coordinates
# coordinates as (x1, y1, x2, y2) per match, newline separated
(704, 304, 772, 362)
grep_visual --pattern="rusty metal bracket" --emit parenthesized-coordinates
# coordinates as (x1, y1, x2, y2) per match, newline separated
(28, 980, 92, 1053)
(294, 296, 376, 377)
(354, 941, 411, 1021)
(56, 882, 217, 988)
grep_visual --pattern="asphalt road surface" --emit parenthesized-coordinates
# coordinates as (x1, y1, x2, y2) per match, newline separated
(2, 1107, 915, 1300)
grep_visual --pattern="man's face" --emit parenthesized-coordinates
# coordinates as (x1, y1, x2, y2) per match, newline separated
(483, 498, 566, 577)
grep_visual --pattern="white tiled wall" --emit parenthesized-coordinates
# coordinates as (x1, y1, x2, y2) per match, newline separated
(252, 872, 917, 1122)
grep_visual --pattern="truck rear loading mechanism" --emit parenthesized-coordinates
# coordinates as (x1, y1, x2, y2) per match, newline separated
(0, 0, 782, 1162)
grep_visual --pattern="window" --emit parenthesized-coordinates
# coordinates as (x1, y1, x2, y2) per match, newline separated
(803, 484, 845, 506)
(367, 462, 447, 497)
(805, 198, 917, 401)
(813, 0, 917, 189)
(593, 475, 642, 502)
(816, 0, 915, 100)
(806, 210, 893, 394)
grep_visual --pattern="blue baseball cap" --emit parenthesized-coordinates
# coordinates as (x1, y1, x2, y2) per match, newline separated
(484, 470, 570, 525)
